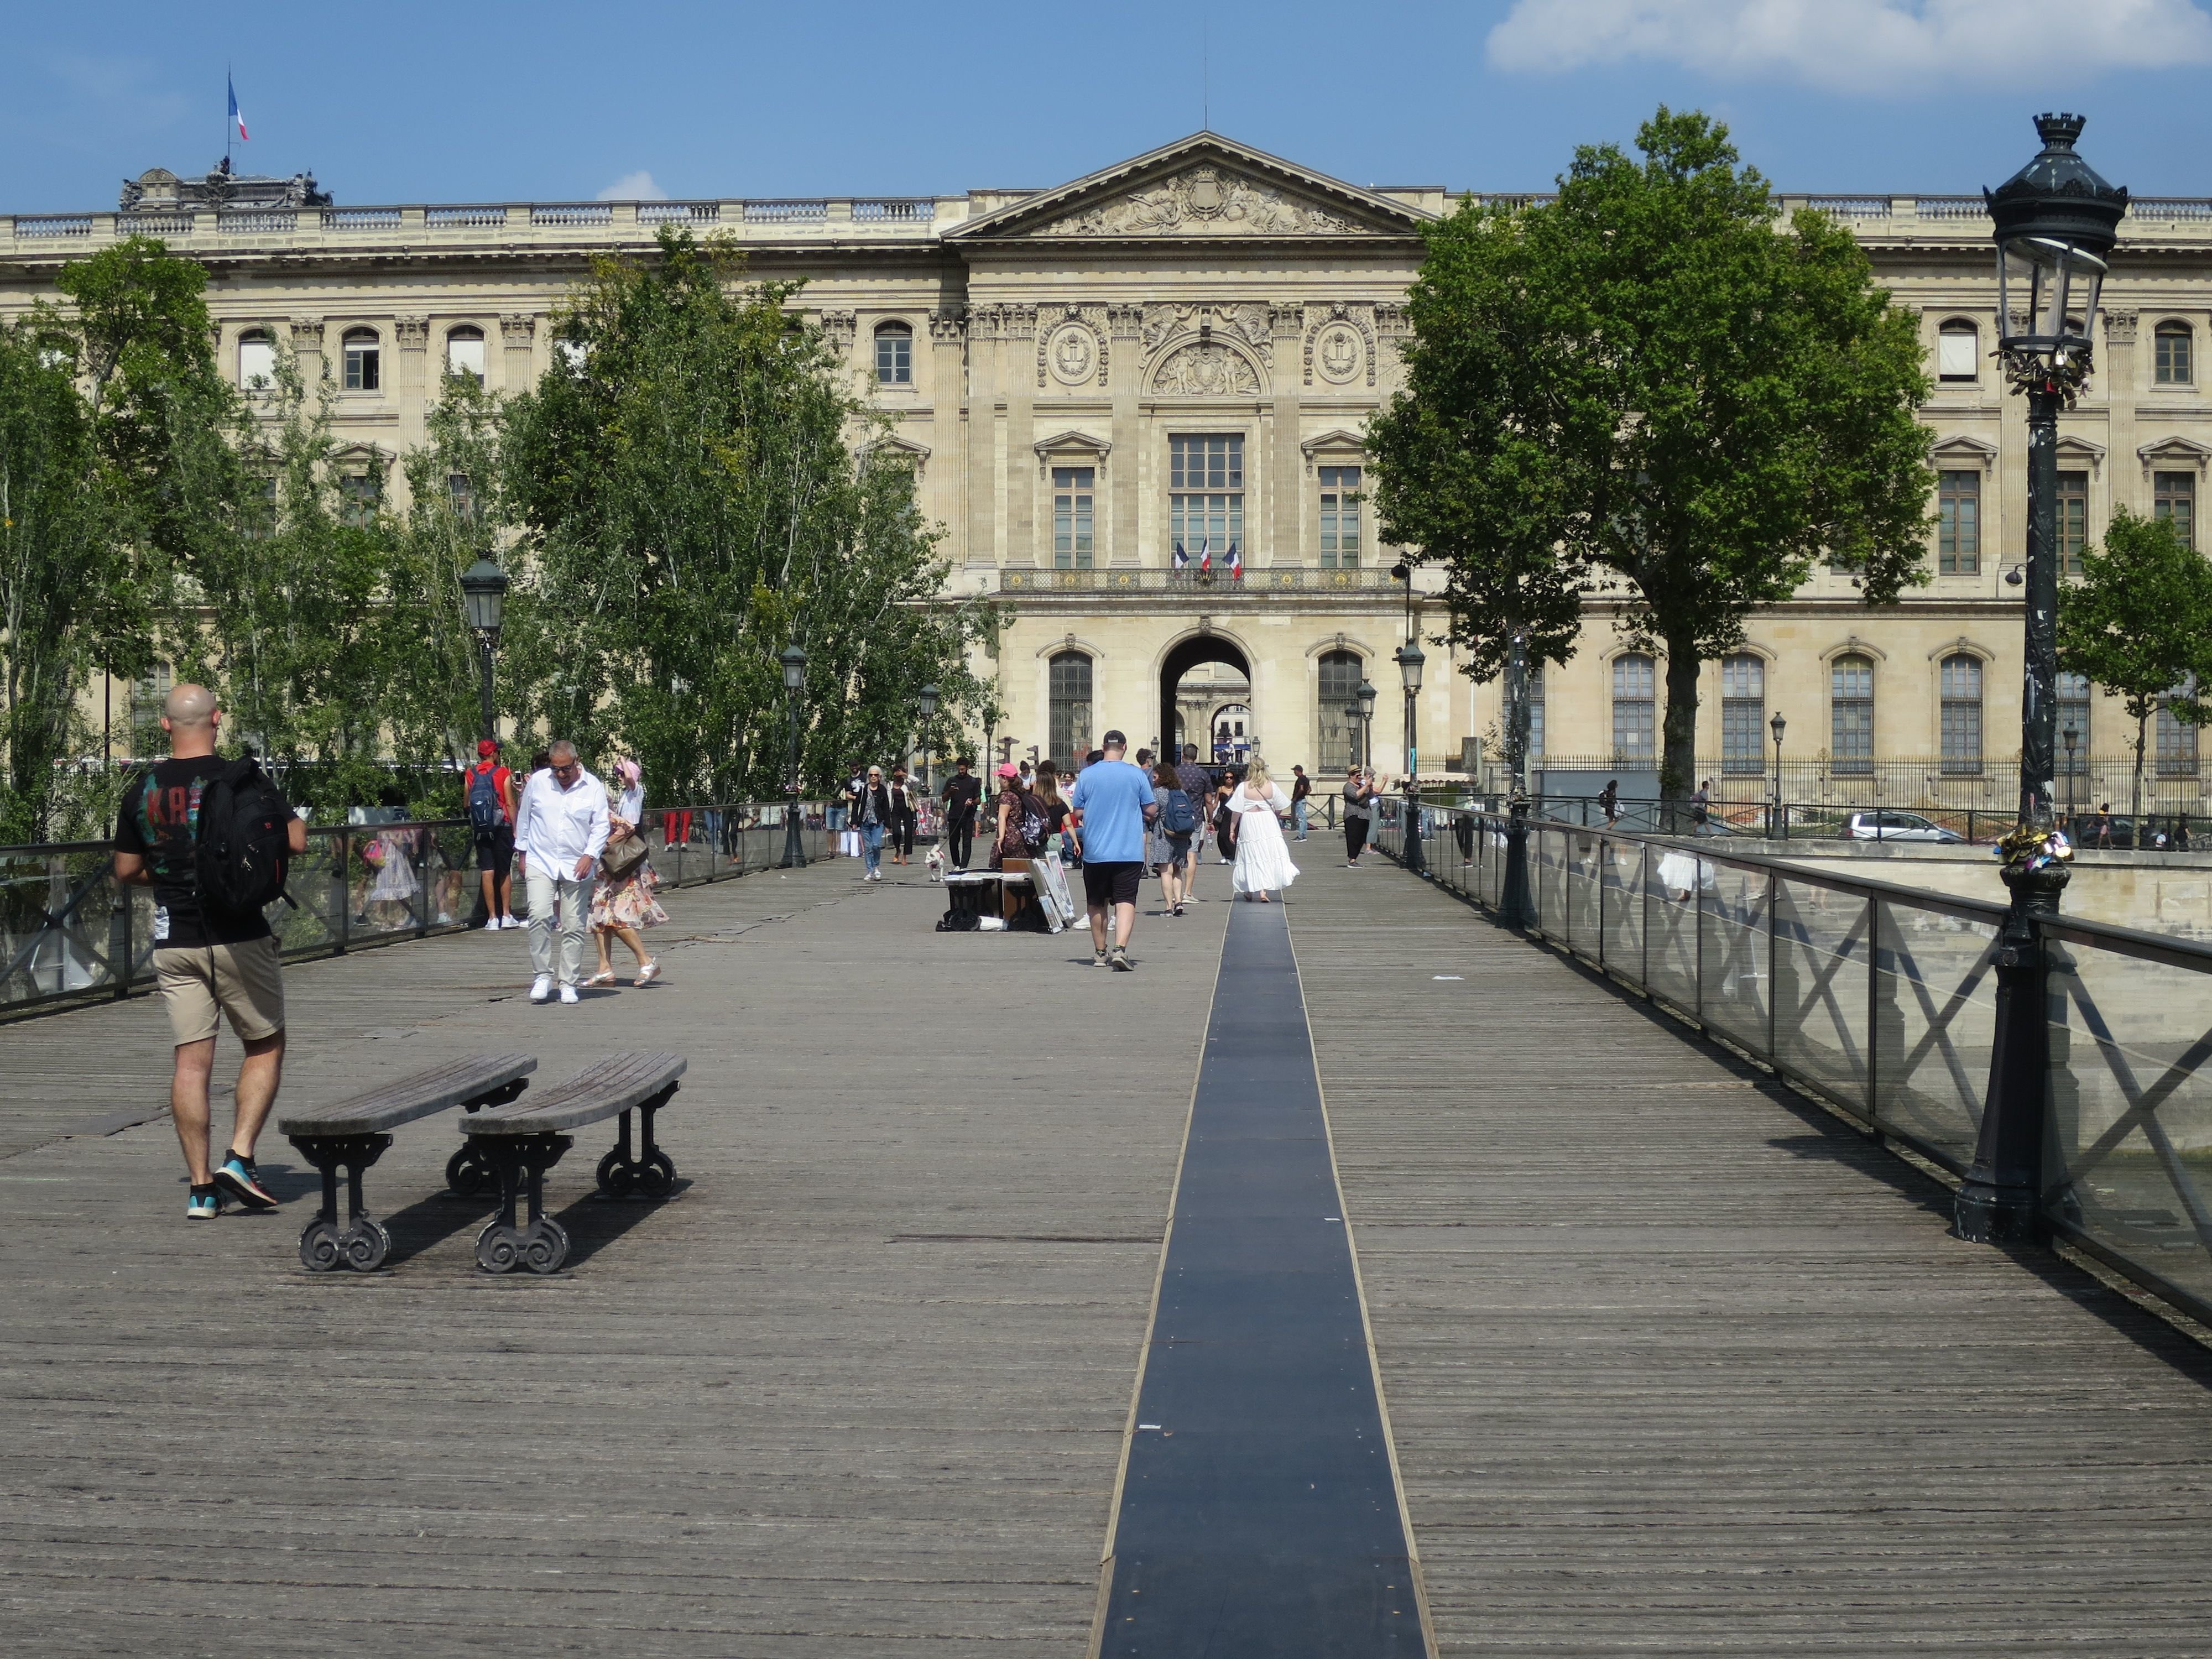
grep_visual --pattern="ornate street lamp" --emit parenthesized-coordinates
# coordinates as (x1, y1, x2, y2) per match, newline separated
(916, 682, 940, 795)
(459, 555, 507, 743)
(1769, 711, 1787, 838)
(1354, 678, 1377, 773)
(779, 643, 808, 869)
(1959, 113, 2127, 1247)
(1397, 639, 1426, 876)
(2062, 723, 2079, 824)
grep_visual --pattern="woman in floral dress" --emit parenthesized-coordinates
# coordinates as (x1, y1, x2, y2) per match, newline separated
(587, 760, 667, 987)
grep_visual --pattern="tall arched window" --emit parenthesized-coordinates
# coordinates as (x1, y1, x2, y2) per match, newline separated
(342, 327, 380, 392)
(1612, 654, 1655, 764)
(1832, 654, 1874, 776)
(874, 321, 912, 385)
(446, 325, 485, 382)
(238, 328, 275, 389)
(2156, 321, 2194, 386)
(2158, 679, 2200, 777)
(1938, 319, 1979, 382)
(1047, 650, 1092, 770)
(1720, 653, 1765, 775)
(1318, 649, 1361, 772)
(1940, 654, 1983, 775)
(2058, 671, 2091, 773)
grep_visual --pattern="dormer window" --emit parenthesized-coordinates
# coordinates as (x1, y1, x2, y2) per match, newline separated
(446, 325, 486, 382)
(874, 322, 912, 385)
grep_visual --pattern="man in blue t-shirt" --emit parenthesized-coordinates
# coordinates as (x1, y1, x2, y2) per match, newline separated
(1067, 729, 1159, 971)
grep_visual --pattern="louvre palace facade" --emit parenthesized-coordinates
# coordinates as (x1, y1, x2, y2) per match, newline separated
(6, 131, 2212, 805)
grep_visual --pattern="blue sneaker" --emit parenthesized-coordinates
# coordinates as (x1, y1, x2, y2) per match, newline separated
(186, 1184, 221, 1220)
(212, 1154, 279, 1212)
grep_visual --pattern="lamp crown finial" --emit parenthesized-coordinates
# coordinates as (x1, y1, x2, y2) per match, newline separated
(2035, 112, 2086, 151)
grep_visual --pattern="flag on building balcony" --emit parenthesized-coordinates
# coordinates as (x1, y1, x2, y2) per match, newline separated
(1197, 538, 1212, 573)
(228, 75, 249, 142)
(1172, 540, 1190, 572)
(1227, 541, 1243, 580)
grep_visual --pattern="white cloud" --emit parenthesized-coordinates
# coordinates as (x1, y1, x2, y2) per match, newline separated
(597, 170, 668, 202)
(1487, 0, 2212, 93)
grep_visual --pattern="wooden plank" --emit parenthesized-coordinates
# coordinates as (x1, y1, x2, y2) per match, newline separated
(277, 1052, 537, 1136)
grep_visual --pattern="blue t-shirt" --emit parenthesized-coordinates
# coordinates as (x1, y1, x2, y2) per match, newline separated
(1068, 759, 1156, 863)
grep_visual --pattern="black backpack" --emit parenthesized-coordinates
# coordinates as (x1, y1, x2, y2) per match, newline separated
(194, 753, 295, 917)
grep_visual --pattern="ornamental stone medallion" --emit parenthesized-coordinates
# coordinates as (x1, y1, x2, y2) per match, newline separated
(1316, 324, 1361, 384)
(1152, 342, 1261, 397)
(1048, 323, 1095, 385)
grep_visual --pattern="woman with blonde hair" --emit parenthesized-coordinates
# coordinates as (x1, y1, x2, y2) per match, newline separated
(586, 758, 666, 987)
(1224, 757, 1298, 902)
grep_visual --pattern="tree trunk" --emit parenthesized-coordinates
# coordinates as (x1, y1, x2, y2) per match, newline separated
(2133, 710, 2147, 827)
(1661, 640, 1700, 821)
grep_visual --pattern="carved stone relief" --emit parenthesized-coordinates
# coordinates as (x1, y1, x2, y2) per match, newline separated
(1040, 165, 1370, 237)
(2105, 309, 2140, 344)
(928, 309, 968, 343)
(1037, 306, 1109, 388)
(288, 317, 324, 348)
(1141, 303, 1274, 367)
(819, 310, 856, 352)
(499, 314, 536, 347)
(393, 316, 429, 351)
(1302, 305, 1378, 388)
(1151, 342, 1262, 398)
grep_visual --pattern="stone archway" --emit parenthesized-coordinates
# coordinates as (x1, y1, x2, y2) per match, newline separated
(1159, 633, 1253, 769)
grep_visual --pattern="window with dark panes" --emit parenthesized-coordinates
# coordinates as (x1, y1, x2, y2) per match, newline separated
(2057, 671, 2091, 773)
(1318, 650, 1362, 772)
(1170, 435, 1243, 563)
(2156, 322, 2193, 386)
(1938, 471, 1980, 573)
(1940, 654, 1983, 775)
(2058, 470, 2089, 576)
(1319, 466, 1361, 568)
(342, 328, 380, 392)
(1052, 467, 1094, 569)
(1720, 653, 1765, 775)
(874, 322, 912, 385)
(1047, 651, 1092, 770)
(1832, 654, 1874, 775)
(1612, 654, 1655, 764)
(339, 472, 380, 528)
(2155, 471, 2196, 549)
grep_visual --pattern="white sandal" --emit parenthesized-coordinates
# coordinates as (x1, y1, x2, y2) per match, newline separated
(635, 961, 661, 985)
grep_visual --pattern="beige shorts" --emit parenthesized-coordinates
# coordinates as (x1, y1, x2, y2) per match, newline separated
(153, 938, 286, 1047)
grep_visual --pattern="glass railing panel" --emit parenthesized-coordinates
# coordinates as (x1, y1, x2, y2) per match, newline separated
(0, 847, 123, 1006)
(1605, 837, 1644, 974)
(1646, 847, 1703, 1013)
(1872, 899, 1997, 1172)
(1701, 862, 1770, 1060)
(1773, 882, 1871, 1111)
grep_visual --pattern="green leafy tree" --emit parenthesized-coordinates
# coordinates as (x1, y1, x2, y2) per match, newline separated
(2057, 508, 2212, 823)
(500, 228, 987, 799)
(1375, 109, 1933, 802)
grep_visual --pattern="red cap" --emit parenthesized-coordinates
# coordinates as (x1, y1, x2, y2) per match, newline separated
(477, 739, 499, 758)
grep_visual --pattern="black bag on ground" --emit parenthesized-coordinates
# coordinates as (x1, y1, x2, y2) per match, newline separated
(195, 753, 295, 917)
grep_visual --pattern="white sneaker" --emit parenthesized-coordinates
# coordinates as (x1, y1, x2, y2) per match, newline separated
(529, 974, 552, 1003)
(503, 915, 524, 929)
(484, 918, 503, 932)
(558, 985, 580, 1005)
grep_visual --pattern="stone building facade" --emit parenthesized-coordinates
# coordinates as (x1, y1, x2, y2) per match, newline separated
(6, 132, 2211, 805)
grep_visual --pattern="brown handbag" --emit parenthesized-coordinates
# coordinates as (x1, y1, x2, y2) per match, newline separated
(600, 830, 650, 880)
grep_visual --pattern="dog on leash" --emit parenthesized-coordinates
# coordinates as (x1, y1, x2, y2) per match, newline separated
(925, 846, 945, 882)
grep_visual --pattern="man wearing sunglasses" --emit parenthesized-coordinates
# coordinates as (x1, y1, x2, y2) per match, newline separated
(512, 738, 610, 1005)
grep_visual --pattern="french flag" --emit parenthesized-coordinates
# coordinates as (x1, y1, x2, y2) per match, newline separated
(1172, 540, 1190, 572)
(228, 75, 249, 142)
(1197, 537, 1212, 573)
(1227, 541, 1243, 581)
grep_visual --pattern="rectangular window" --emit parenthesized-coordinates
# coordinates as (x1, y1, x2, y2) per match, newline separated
(2058, 671, 2091, 774)
(343, 337, 379, 392)
(1938, 471, 1980, 574)
(339, 473, 380, 529)
(1720, 655, 1765, 775)
(1319, 466, 1361, 568)
(238, 335, 275, 389)
(875, 328, 912, 386)
(2159, 703, 2200, 776)
(2157, 327, 2194, 386)
(239, 473, 278, 541)
(2058, 470, 2089, 577)
(1832, 656, 1874, 776)
(1170, 434, 1243, 566)
(1937, 328, 1979, 380)
(1611, 655, 1655, 764)
(1052, 466, 1094, 570)
(1527, 663, 1545, 760)
(1940, 655, 1983, 776)
(2156, 471, 2196, 550)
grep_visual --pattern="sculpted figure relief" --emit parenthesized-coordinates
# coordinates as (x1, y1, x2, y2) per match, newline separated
(1048, 165, 1366, 238)
(1152, 342, 1261, 397)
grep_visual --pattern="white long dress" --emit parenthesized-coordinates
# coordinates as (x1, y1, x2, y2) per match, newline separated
(1228, 784, 1300, 895)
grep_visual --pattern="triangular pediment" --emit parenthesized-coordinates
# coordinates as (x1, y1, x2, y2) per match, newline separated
(948, 133, 1432, 243)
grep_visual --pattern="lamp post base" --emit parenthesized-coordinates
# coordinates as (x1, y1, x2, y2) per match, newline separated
(780, 802, 808, 869)
(1953, 857, 2068, 1244)
(1499, 796, 1535, 930)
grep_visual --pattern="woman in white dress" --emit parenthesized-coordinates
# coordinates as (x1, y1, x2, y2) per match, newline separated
(1225, 758, 1299, 902)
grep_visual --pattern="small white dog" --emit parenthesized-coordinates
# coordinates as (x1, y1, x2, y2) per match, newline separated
(925, 846, 945, 882)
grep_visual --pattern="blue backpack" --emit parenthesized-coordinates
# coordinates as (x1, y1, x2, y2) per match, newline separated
(467, 765, 505, 832)
(1160, 789, 1197, 834)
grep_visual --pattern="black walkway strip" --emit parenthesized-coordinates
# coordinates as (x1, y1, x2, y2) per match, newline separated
(1096, 900, 1429, 1656)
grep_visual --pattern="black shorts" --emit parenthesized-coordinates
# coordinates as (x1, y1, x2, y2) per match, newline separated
(475, 826, 514, 876)
(1083, 860, 1143, 907)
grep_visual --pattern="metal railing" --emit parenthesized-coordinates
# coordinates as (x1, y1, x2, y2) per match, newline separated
(998, 566, 1394, 594)
(0, 801, 834, 1022)
(1373, 802, 2212, 1329)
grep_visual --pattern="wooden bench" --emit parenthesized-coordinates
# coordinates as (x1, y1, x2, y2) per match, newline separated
(459, 1051, 688, 1274)
(277, 1053, 536, 1272)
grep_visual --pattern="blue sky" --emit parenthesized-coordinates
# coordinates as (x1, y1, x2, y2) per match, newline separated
(6, 1, 2208, 212)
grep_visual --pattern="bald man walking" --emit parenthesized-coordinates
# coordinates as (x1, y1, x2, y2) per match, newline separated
(113, 684, 309, 1220)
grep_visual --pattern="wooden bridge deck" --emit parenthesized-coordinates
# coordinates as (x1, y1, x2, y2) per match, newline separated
(2, 848, 2208, 1655)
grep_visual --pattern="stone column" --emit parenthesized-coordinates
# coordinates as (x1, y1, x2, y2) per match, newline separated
(930, 310, 969, 562)
(1003, 306, 1037, 567)
(966, 307, 999, 568)
(1109, 305, 1143, 566)
(499, 314, 536, 396)
(1271, 304, 1306, 566)
(288, 316, 324, 388)
(2103, 309, 2138, 519)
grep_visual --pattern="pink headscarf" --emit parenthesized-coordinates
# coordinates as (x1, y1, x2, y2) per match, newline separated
(616, 759, 641, 787)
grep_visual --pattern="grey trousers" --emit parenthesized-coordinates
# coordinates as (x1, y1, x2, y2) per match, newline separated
(525, 866, 593, 986)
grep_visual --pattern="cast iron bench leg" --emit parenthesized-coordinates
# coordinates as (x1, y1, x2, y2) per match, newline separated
(474, 1133, 572, 1274)
(288, 1133, 395, 1272)
(594, 1084, 680, 1199)
(446, 1077, 531, 1198)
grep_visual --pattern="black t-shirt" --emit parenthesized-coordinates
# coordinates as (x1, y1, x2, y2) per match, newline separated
(941, 774, 982, 818)
(114, 756, 285, 948)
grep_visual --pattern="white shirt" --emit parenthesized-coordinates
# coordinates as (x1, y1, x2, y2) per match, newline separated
(615, 782, 644, 823)
(515, 767, 611, 872)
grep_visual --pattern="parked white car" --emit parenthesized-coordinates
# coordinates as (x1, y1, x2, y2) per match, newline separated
(1845, 811, 1965, 844)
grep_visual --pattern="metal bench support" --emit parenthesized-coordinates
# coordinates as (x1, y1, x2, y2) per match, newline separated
(445, 1076, 532, 1198)
(475, 1133, 573, 1274)
(289, 1133, 396, 1272)
(594, 1083, 681, 1199)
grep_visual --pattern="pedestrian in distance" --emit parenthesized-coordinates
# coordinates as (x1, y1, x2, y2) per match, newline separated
(587, 759, 665, 987)
(1225, 758, 1299, 902)
(1031, 761, 1079, 927)
(940, 757, 982, 872)
(1175, 744, 1217, 902)
(889, 768, 917, 865)
(1599, 778, 1620, 826)
(1343, 767, 1377, 865)
(514, 739, 609, 1005)
(1154, 760, 1198, 916)
(1212, 765, 1240, 865)
(1692, 779, 1713, 833)
(853, 765, 894, 881)
(466, 739, 520, 930)
(1290, 765, 1312, 840)
(1067, 729, 1160, 970)
(111, 684, 309, 1219)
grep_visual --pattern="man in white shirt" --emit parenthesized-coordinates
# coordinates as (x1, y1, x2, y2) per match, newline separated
(512, 739, 609, 1004)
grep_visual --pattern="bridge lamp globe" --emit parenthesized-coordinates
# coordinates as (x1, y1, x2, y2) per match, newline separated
(1354, 678, 1376, 726)
(460, 556, 507, 641)
(917, 682, 941, 721)
(780, 643, 808, 693)
(1988, 113, 2126, 378)
(1395, 640, 1425, 695)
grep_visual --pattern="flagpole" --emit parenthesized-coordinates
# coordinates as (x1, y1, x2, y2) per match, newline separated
(226, 65, 232, 168)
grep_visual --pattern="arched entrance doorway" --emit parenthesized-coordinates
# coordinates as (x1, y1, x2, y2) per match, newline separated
(1159, 634, 1253, 769)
